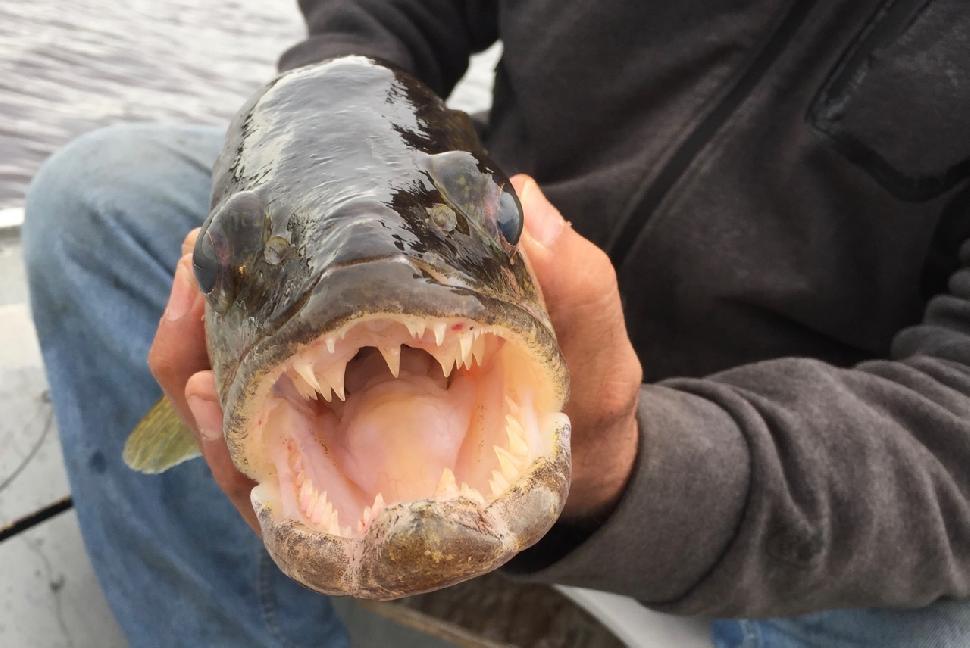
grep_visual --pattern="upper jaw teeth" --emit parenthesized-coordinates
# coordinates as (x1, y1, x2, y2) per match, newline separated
(269, 315, 542, 538)
(377, 345, 401, 378)
(285, 316, 494, 402)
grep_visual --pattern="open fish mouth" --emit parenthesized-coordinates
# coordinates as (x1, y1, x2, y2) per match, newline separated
(243, 312, 570, 597)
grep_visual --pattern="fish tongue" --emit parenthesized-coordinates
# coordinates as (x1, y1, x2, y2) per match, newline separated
(339, 375, 476, 502)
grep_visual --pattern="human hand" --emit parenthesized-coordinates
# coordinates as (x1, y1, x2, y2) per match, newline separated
(147, 179, 643, 533)
(147, 229, 259, 532)
(512, 175, 642, 520)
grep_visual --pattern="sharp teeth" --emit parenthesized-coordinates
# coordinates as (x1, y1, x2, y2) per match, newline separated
(436, 468, 459, 498)
(472, 334, 487, 367)
(430, 347, 456, 378)
(378, 345, 401, 378)
(358, 494, 384, 532)
(458, 332, 473, 368)
(460, 482, 486, 505)
(290, 372, 317, 400)
(300, 481, 318, 515)
(433, 322, 447, 346)
(505, 395, 520, 414)
(505, 415, 529, 457)
(494, 446, 521, 481)
(293, 360, 321, 392)
(325, 337, 336, 354)
(489, 470, 510, 497)
(404, 320, 426, 339)
(318, 362, 346, 401)
(310, 491, 333, 526)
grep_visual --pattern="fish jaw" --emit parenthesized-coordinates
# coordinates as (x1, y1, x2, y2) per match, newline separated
(220, 305, 570, 599)
(252, 418, 569, 599)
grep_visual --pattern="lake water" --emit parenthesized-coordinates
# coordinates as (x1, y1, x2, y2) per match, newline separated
(0, 0, 496, 207)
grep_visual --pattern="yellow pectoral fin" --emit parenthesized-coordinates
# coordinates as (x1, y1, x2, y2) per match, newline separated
(123, 397, 201, 474)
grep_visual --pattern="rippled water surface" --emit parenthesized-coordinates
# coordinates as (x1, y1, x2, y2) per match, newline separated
(0, 1, 496, 208)
(0, 0, 305, 206)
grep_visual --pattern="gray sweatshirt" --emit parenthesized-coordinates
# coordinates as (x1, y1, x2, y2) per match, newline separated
(279, 0, 970, 617)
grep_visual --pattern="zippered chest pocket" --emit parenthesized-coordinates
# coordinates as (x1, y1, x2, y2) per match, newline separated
(809, 0, 970, 201)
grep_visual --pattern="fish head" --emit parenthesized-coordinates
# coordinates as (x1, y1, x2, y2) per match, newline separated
(192, 57, 571, 599)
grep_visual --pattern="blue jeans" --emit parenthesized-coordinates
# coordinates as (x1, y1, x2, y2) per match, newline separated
(23, 124, 970, 647)
(24, 124, 348, 648)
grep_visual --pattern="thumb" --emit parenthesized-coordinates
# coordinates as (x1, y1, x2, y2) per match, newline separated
(511, 175, 620, 324)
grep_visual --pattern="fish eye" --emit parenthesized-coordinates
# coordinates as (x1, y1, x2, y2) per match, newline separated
(192, 229, 223, 294)
(192, 191, 266, 308)
(495, 184, 523, 246)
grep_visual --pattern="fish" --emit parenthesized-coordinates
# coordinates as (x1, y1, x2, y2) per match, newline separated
(124, 56, 571, 600)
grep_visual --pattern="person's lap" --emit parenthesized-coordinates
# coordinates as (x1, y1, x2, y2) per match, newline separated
(23, 123, 348, 648)
(22, 123, 970, 648)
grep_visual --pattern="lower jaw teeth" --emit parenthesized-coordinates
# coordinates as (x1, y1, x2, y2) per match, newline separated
(292, 458, 528, 537)
(261, 316, 551, 538)
(436, 468, 459, 498)
(279, 401, 536, 537)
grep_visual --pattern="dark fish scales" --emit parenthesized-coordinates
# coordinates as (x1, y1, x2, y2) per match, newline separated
(125, 56, 571, 599)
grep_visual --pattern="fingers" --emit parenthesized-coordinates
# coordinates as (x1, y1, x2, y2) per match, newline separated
(148, 253, 209, 428)
(184, 370, 222, 442)
(181, 227, 200, 257)
(510, 176, 642, 518)
(149, 229, 259, 534)
(186, 371, 259, 533)
(511, 175, 622, 337)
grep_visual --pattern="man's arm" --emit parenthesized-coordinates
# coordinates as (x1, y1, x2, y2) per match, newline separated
(509, 238, 970, 617)
(279, 0, 498, 98)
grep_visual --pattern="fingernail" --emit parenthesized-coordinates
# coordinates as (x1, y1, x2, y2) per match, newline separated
(520, 180, 565, 248)
(181, 228, 201, 257)
(164, 255, 196, 321)
(187, 395, 223, 442)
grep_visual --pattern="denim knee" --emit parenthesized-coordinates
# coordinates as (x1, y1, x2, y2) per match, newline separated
(24, 124, 221, 297)
(27, 124, 198, 268)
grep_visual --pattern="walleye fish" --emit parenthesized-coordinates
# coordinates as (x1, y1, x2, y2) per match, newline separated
(125, 56, 571, 599)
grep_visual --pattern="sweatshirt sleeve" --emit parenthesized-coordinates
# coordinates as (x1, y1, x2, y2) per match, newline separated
(279, 0, 498, 99)
(507, 239, 970, 618)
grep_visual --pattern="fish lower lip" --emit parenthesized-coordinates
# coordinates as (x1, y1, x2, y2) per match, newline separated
(240, 313, 563, 539)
